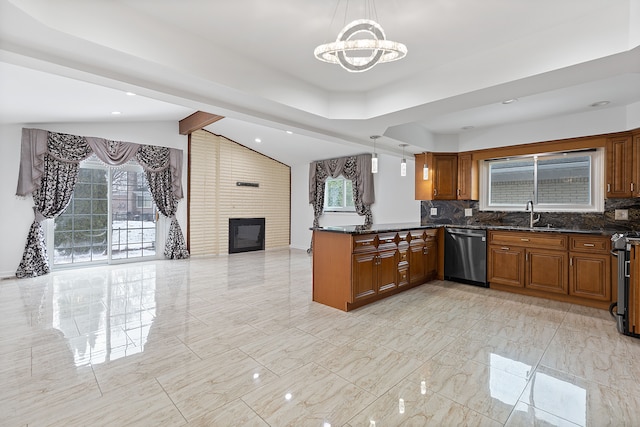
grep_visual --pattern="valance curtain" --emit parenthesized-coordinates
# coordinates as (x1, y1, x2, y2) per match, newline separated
(308, 153, 375, 229)
(15, 128, 189, 278)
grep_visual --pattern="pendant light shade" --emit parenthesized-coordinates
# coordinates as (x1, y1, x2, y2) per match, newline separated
(370, 135, 380, 174)
(399, 144, 408, 177)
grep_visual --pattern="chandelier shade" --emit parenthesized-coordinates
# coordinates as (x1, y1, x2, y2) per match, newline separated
(314, 19, 407, 72)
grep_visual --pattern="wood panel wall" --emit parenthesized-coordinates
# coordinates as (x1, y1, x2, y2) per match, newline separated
(189, 130, 290, 255)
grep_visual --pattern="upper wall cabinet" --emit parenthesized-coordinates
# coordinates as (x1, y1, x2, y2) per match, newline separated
(415, 152, 478, 201)
(606, 133, 639, 198)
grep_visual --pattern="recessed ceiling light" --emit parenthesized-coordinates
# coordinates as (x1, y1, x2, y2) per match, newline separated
(589, 101, 610, 107)
(502, 98, 518, 104)
(111, 111, 121, 115)
(254, 138, 262, 143)
(461, 126, 475, 130)
(125, 92, 136, 96)
(285, 130, 293, 135)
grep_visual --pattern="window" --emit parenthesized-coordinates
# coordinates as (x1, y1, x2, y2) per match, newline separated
(324, 176, 355, 211)
(480, 149, 604, 212)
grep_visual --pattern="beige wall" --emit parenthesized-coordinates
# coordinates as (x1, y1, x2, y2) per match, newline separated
(189, 130, 290, 255)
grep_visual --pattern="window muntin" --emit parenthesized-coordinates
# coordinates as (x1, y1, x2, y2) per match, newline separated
(324, 176, 355, 212)
(481, 150, 603, 212)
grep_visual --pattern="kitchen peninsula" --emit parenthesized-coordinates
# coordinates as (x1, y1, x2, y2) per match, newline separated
(312, 223, 621, 312)
(312, 224, 441, 311)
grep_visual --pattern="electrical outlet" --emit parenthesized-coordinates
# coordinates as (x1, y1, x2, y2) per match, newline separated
(430, 208, 438, 216)
(464, 208, 473, 217)
(615, 209, 629, 220)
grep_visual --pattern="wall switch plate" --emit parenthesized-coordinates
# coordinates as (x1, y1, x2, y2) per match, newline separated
(464, 208, 473, 217)
(615, 209, 629, 220)
(430, 208, 438, 216)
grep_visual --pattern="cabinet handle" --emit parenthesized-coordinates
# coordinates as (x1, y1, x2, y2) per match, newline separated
(570, 257, 573, 266)
(423, 247, 429, 255)
(526, 252, 529, 262)
(632, 183, 635, 192)
(607, 183, 611, 193)
(457, 189, 461, 196)
(520, 238, 530, 242)
(385, 239, 394, 243)
(501, 247, 510, 250)
(583, 243, 595, 247)
(434, 189, 438, 196)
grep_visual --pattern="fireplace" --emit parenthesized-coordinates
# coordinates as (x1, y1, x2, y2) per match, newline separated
(229, 218, 265, 254)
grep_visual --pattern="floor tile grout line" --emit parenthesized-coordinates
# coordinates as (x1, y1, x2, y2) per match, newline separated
(154, 377, 189, 425)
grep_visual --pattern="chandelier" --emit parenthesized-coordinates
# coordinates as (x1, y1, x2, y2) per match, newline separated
(314, 6, 407, 73)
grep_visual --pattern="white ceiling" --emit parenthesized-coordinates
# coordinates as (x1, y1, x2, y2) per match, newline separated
(1, 0, 639, 166)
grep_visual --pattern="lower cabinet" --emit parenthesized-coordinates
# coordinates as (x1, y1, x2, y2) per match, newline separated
(526, 249, 568, 294)
(312, 228, 440, 311)
(488, 245, 525, 288)
(487, 230, 612, 309)
(409, 229, 438, 285)
(352, 249, 398, 302)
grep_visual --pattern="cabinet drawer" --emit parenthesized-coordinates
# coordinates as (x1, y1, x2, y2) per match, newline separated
(409, 230, 426, 241)
(570, 235, 610, 254)
(353, 234, 377, 252)
(378, 232, 399, 248)
(425, 229, 438, 239)
(489, 231, 567, 250)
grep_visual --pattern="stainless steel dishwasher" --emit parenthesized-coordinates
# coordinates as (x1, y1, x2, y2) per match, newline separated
(444, 227, 488, 287)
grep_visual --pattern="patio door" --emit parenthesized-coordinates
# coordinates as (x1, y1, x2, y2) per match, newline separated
(49, 158, 157, 266)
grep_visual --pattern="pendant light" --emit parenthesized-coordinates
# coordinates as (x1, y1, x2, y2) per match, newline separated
(370, 135, 380, 173)
(399, 144, 408, 176)
(423, 157, 429, 180)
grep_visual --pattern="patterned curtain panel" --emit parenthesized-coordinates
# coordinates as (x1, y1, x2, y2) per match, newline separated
(15, 128, 188, 278)
(137, 147, 189, 259)
(308, 153, 375, 229)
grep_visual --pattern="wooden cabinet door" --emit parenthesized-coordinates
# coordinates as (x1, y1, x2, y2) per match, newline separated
(606, 136, 633, 198)
(377, 249, 398, 294)
(633, 133, 640, 197)
(409, 242, 427, 285)
(526, 249, 568, 294)
(569, 253, 611, 301)
(457, 153, 472, 200)
(425, 238, 438, 280)
(488, 245, 525, 287)
(433, 154, 458, 200)
(352, 253, 377, 301)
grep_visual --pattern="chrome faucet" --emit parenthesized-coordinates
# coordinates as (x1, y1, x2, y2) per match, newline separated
(526, 200, 540, 228)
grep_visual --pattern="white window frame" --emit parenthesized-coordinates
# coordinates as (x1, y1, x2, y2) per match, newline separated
(479, 149, 604, 213)
(323, 176, 356, 212)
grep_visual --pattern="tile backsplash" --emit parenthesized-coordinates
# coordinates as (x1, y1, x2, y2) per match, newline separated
(421, 198, 640, 231)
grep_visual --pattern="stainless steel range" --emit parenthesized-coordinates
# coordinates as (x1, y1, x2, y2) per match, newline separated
(610, 232, 640, 338)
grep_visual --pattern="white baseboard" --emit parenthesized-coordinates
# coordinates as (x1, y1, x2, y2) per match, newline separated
(0, 270, 17, 280)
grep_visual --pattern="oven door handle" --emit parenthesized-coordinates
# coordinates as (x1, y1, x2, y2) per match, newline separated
(611, 250, 619, 257)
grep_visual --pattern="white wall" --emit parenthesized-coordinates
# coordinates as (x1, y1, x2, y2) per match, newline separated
(290, 153, 421, 250)
(458, 105, 631, 152)
(0, 121, 188, 278)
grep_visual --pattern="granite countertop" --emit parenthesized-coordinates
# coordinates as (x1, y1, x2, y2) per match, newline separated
(312, 223, 618, 236)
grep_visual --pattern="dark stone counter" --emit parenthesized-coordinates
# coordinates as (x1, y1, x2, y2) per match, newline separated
(312, 223, 617, 236)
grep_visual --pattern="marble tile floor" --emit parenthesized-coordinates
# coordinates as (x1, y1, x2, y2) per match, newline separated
(1, 248, 639, 426)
